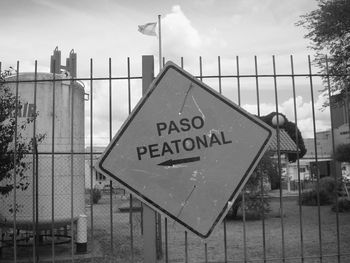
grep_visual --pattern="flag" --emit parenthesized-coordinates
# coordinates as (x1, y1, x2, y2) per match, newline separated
(138, 22, 157, 36)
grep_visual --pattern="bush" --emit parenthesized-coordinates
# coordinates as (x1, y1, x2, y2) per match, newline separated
(299, 189, 333, 206)
(334, 144, 350, 162)
(226, 153, 274, 220)
(332, 198, 350, 212)
(226, 192, 271, 220)
(319, 176, 340, 195)
(92, 188, 102, 204)
(299, 177, 342, 206)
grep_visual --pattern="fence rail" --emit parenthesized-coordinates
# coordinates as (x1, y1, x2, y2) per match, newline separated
(0, 55, 350, 262)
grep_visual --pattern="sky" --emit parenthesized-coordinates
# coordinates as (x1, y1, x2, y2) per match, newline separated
(0, 0, 332, 146)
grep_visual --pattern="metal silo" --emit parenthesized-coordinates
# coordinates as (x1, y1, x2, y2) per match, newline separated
(0, 72, 85, 230)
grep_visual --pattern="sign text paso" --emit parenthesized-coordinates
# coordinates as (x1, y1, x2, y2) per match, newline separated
(136, 115, 232, 162)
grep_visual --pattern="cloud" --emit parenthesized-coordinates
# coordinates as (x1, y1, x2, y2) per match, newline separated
(161, 5, 227, 65)
(83, 78, 144, 147)
(162, 5, 202, 59)
(242, 93, 331, 138)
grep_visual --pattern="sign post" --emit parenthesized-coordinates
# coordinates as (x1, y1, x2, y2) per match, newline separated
(97, 60, 274, 238)
(142, 55, 157, 262)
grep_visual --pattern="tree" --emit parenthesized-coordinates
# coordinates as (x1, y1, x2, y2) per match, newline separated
(0, 69, 45, 197)
(296, 0, 350, 102)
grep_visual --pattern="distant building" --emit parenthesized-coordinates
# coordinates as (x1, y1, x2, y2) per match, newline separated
(85, 146, 108, 189)
(287, 92, 350, 182)
(334, 123, 350, 147)
(330, 92, 350, 130)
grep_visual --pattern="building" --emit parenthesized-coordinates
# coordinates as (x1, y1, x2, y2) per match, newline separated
(287, 92, 350, 182)
(84, 146, 126, 191)
(85, 146, 108, 189)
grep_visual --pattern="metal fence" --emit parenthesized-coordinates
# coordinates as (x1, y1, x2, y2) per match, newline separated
(1, 54, 350, 263)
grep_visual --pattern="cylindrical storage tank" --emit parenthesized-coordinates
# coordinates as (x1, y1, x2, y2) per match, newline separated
(0, 72, 85, 229)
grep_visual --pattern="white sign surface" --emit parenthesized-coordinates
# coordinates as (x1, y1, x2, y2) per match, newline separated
(97, 62, 273, 238)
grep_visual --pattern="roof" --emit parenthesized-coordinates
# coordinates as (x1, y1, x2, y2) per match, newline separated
(268, 129, 299, 153)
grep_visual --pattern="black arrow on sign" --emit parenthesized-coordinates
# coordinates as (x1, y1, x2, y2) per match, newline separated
(158, 156, 200, 167)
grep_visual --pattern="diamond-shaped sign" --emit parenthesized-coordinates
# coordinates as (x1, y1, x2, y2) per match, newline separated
(96, 62, 273, 238)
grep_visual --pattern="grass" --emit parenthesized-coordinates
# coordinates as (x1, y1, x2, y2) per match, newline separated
(2, 192, 349, 262)
(82, 193, 350, 263)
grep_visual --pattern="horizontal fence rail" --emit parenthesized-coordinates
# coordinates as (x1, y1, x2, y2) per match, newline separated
(0, 55, 350, 263)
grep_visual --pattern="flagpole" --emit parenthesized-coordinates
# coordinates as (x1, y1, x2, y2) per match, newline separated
(158, 14, 162, 71)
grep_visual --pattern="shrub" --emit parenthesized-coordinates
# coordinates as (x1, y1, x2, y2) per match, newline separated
(319, 176, 340, 195)
(226, 192, 271, 220)
(299, 177, 342, 206)
(92, 188, 102, 204)
(226, 153, 274, 220)
(299, 189, 333, 206)
(243, 193, 271, 220)
(332, 198, 350, 212)
(334, 144, 350, 162)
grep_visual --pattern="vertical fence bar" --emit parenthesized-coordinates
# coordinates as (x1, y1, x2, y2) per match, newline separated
(181, 56, 187, 263)
(259, 166, 266, 263)
(32, 61, 38, 262)
(308, 55, 323, 263)
(129, 195, 134, 262)
(223, 217, 227, 263)
(199, 55, 209, 262)
(290, 55, 305, 262)
(236, 56, 241, 106)
(156, 52, 164, 256)
(157, 215, 162, 259)
(108, 57, 114, 257)
(325, 56, 341, 263)
(199, 56, 203, 82)
(242, 189, 247, 263)
(35, 130, 39, 262)
(218, 55, 227, 263)
(218, 56, 222, 94)
(128, 57, 131, 115)
(254, 56, 260, 117)
(236, 55, 247, 262)
(108, 65, 112, 129)
(272, 55, 286, 262)
(127, 57, 134, 263)
(157, 211, 162, 256)
(51, 62, 56, 262)
(13, 61, 19, 263)
(165, 217, 168, 263)
(185, 231, 188, 263)
(89, 58, 94, 261)
(255, 55, 267, 262)
(70, 65, 75, 259)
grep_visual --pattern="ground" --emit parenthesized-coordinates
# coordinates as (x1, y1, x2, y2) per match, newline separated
(1, 190, 350, 262)
(84, 191, 350, 263)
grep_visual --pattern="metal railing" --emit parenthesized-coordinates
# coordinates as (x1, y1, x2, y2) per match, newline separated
(0, 55, 350, 262)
